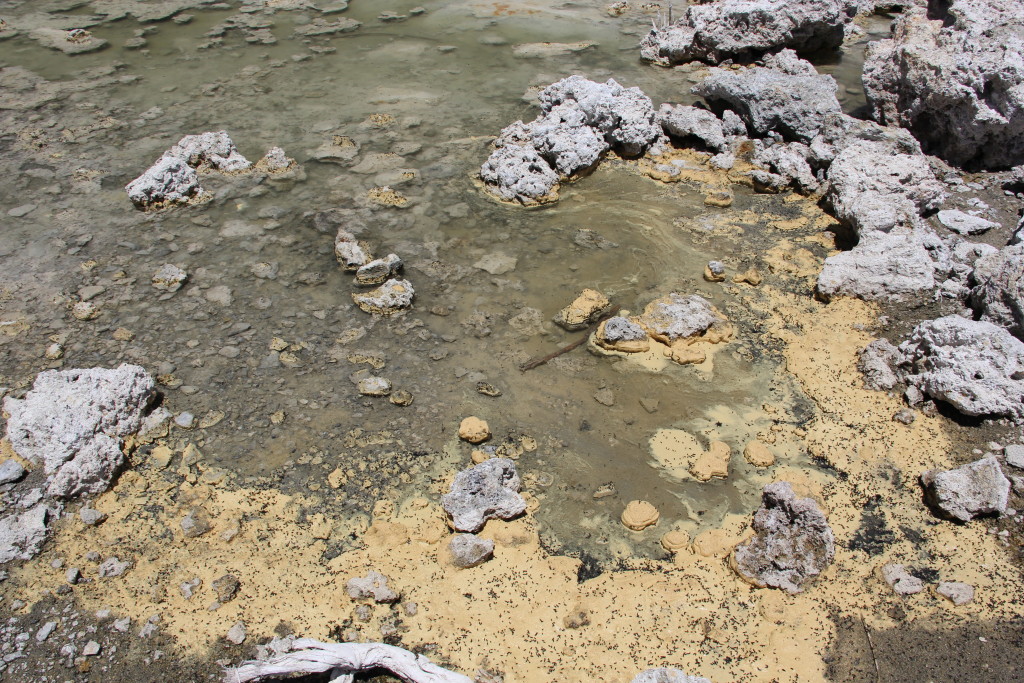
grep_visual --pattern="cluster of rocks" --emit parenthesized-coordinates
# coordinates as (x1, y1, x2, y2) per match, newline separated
(480, 75, 660, 204)
(334, 229, 414, 315)
(125, 131, 296, 209)
(879, 563, 975, 605)
(592, 292, 733, 365)
(1, 365, 160, 564)
(863, 0, 1024, 170)
(440, 456, 526, 569)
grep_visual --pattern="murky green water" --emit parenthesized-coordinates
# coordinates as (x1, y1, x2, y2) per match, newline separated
(0, 0, 876, 566)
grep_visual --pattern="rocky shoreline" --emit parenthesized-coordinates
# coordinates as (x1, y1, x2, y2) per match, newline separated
(1, 0, 1024, 681)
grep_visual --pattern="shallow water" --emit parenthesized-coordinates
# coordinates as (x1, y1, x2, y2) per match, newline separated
(0, 0, 875, 566)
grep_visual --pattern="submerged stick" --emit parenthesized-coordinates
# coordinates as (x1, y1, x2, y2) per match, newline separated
(860, 616, 880, 683)
(223, 639, 473, 683)
(520, 311, 616, 372)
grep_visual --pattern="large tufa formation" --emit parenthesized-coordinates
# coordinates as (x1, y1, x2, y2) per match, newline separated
(863, 0, 1024, 169)
(640, 0, 858, 66)
(732, 482, 835, 593)
(480, 76, 659, 205)
(691, 50, 842, 143)
(4, 364, 156, 499)
(126, 131, 296, 209)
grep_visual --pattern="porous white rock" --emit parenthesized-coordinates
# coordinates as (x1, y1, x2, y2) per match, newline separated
(825, 141, 946, 236)
(3, 365, 156, 498)
(125, 155, 201, 208)
(807, 111, 922, 167)
(636, 293, 724, 343)
(921, 455, 1010, 521)
(732, 481, 834, 593)
(858, 338, 904, 391)
(479, 144, 560, 205)
(863, 0, 1024, 169)
(692, 50, 841, 142)
(816, 230, 938, 302)
(352, 279, 414, 315)
(639, 0, 858, 65)
(0, 505, 49, 564)
(166, 131, 251, 172)
(632, 669, 713, 683)
(899, 315, 1024, 420)
(658, 104, 727, 152)
(448, 534, 494, 568)
(937, 210, 999, 235)
(969, 244, 1024, 339)
(441, 458, 526, 533)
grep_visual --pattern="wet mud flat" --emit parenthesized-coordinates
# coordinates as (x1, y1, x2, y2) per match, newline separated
(1, 0, 1024, 682)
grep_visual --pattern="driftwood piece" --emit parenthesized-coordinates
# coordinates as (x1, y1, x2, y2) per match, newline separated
(223, 639, 473, 683)
(520, 310, 616, 372)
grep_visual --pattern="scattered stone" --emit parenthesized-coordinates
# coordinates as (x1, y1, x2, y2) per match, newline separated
(226, 621, 246, 645)
(472, 253, 518, 275)
(0, 459, 26, 485)
(640, 0, 856, 65)
(355, 254, 403, 286)
(206, 285, 233, 307)
(936, 581, 975, 605)
(334, 230, 372, 270)
(691, 441, 731, 481)
(632, 668, 712, 683)
(175, 412, 195, 429)
(593, 387, 615, 406)
(65, 567, 81, 584)
(357, 377, 392, 397)
(595, 316, 650, 353)
(44, 343, 64, 360)
(743, 441, 775, 468)
(921, 455, 1010, 522)
(180, 577, 202, 599)
(346, 570, 399, 603)
(458, 417, 491, 444)
(893, 409, 916, 425)
(352, 279, 414, 315)
(72, 301, 100, 320)
(554, 289, 612, 331)
(621, 500, 660, 531)
(151, 264, 188, 292)
(899, 316, 1024, 421)
(389, 390, 414, 406)
(3, 364, 156, 498)
(732, 482, 835, 593)
(97, 557, 131, 578)
(476, 382, 502, 397)
(448, 534, 494, 568)
(213, 574, 240, 603)
(7, 204, 37, 218)
(692, 50, 841, 142)
(937, 210, 999, 236)
(441, 458, 526, 533)
(180, 508, 211, 538)
(880, 563, 924, 595)
(0, 505, 48, 564)
(79, 507, 106, 526)
(36, 621, 57, 642)
(858, 338, 903, 391)
(82, 640, 101, 656)
(1004, 445, 1024, 469)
